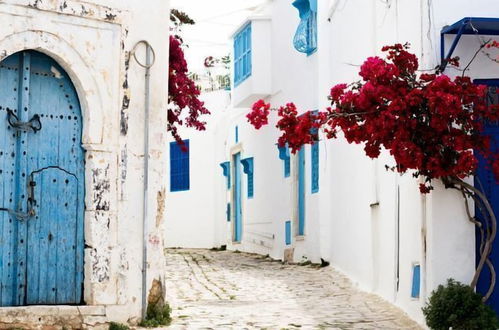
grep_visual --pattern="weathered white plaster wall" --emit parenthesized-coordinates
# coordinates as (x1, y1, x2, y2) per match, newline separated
(0, 0, 170, 327)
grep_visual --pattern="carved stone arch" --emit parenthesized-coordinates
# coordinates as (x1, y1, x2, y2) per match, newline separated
(0, 30, 106, 145)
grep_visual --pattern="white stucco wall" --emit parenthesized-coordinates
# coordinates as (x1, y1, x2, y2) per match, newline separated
(0, 0, 170, 326)
(162, 0, 499, 326)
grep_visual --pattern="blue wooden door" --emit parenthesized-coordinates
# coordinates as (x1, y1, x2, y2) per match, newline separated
(233, 153, 242, 242)
(0, 51, 84, 306)
(475, 80, 499, 313)
(298, 147, 305, 236)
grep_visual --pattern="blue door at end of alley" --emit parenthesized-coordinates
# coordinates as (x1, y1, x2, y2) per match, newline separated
(475, 80, 499, 314)
(233, 152, 242, 242)
(0, 51, 85, 306)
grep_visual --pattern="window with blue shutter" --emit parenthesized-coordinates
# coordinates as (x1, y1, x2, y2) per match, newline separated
(411, 264, 421, 298)
(234, 23, 252, 86)
(292, 0, 317, 55)
(241, 157, 254, 198)
(311, 142, 319, 193)
(278, 144, 291, 178)
(170, 140, 190, 192)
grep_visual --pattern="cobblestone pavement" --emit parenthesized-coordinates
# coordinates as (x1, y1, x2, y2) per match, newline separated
(163, 249, 422, 330)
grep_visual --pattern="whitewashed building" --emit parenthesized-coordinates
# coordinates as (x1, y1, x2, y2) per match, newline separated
(165, 0, 499, 325)
(0, 0, 170, 328)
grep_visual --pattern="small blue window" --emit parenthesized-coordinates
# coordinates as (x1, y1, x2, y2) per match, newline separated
(220, 161, 231, 189)
(170, 140, 190, 192)
(241, 157, 254, 198)
(285, 221, 292, 245)
(292, 0, 317, 55)
(227, 203, 231, 222)
(411, 264, 421, 298)
(278, 144, 291, 178)
(234, 23, 252, 86)
(311, 142, 319, 193)
(235, 126, 239, 143)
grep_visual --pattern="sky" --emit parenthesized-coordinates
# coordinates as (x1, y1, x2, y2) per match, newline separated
(170, 0, 268, 73)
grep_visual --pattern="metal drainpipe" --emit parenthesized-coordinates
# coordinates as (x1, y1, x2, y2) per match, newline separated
(131, 40, 156, 320)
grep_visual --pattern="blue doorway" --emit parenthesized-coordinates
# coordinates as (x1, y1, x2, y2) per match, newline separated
(475, 79, 499, 313)
(0, 51, 85, 306)
(233, 152, 243, 242)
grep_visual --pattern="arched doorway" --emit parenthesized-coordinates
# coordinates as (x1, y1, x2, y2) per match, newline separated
(0, 50, 85, 306)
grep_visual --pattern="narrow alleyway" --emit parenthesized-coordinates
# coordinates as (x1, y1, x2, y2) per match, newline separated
(163, 249, 422, 329)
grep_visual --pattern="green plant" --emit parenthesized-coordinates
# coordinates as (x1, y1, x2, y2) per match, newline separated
(108, 322, 129, 330)
(422, 279, 499, 330)
(139, 303, 172, 328)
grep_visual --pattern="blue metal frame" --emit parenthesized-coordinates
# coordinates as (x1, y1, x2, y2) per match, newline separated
(440, 17, 499, 72)
(241, 157, 254, 199)
(234, 23, 252, 86)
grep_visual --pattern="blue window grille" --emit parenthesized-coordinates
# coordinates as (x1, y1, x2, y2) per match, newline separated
(234, 23, 252, 86)
(411, 264, 421, 298)
(241, 157, 254, 198)
(220, 161, 231, 189)
(278, 144, 291, 178)
(311, 142, 319, 193)
(170, 140, 190, 192)
(285, 221, 292, 245)
(292, 0, 317, 55)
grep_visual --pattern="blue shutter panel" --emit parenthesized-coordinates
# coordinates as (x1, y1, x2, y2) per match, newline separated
(311, 143, 319, 193)
(234, 23, 252, 86)
(170, 140, 190, 192)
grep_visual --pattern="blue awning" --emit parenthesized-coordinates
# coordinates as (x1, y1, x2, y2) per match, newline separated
(440, 17, 499, 72)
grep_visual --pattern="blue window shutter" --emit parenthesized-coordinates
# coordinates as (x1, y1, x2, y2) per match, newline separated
(241, 157, 254, 198)
(220, 161, 231, 189)
(411, 264, 421, 298)
(285, 221, 292, 245)
(311, 142, 319, 193)
(170, 140, 190, 192)
(278, 144, 291, 178)
(234, 23, 252, 86)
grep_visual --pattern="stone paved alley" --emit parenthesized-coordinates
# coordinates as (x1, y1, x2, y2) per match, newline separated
(162, 249, 422, 329)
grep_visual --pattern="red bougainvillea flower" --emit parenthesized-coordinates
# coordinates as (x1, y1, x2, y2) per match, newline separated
(246, 43, 499, 193)
(169, 35, 210, 148)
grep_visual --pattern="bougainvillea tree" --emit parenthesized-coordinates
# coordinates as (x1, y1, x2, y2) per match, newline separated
(168, 10, 210, 147)
(247, 43, 499, 300)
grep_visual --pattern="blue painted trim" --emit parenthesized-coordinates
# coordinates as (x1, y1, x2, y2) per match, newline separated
(241, 157, 254, 198)
(298, 147, 306, 236)
(311, 143, 319, 193)
(234, 23, 252, 87)
(285, 221, 292, 245)
(233, 153, 243, 242)
(278, 144, 291, 178)
(220, 161, 231, 189)
(170, 140, 190, 192)
(411, 264, 421, 298)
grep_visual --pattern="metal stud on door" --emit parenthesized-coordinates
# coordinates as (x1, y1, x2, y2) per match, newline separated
(0, 51, 84, 306)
